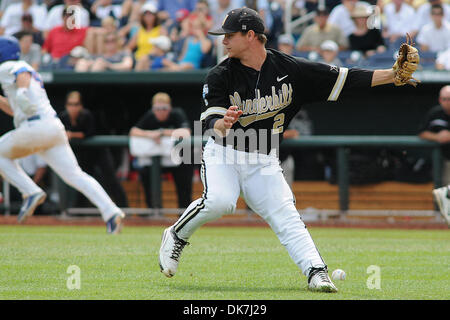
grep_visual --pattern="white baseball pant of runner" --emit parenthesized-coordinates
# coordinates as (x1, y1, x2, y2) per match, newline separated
(172, 138, 326, 275)
(0, 115, 120, 222)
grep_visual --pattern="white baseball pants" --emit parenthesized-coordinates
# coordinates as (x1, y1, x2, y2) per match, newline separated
(0, 117, 120, 222)
(173, 138, 326, 275)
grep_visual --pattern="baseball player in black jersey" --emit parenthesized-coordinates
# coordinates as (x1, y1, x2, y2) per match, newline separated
(159, 7, 406, 292)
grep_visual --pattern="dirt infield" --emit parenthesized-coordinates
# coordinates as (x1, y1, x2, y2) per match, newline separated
(0, 214, 447, 230)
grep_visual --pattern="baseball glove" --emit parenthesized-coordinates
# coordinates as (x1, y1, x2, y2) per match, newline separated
(392, 34, 420, 87)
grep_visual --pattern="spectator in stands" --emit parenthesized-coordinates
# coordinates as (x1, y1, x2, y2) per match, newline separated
(209, 0, 233, 31)
(44, 0, 90, 36)
(167, 8, 191, 57)
(90, 0, 133, 27)
(19, 13, 44, 45)
(296, 7, 349, 52)
(59, 91, 129, 208)
(382, 0, 417, 43)
(317, 40, 343, 66)
(0, 0, 47, 36)
(277, 33, 295, 55)
(348, 3, 386, 57)
(328, 0, 371, 37)
(127, 3, 167, 64)
(0, 0, 21, 20)
(162, 18, 212, 70)
(415, 0, 450, 33)
(418, 85, 450, 188)
(128, 0, 159, 24)
(416, 4, 450, 53)
(42, 6, 90, 62)
(134, 35, 174, 71)
(157, 0, 198, 26)
(52, 45, 90, 70)
(14, 31, 41, 70)
(436, 47, 450, 70)
(186, 0, 213, 34)
(75, 31, 133, 71)
(240, 0, 274, 35)
(129, 92, 193, 209)
(83, 16, 121, 56)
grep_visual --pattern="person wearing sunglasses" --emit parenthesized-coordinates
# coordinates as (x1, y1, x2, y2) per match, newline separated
(418, 85, 450, 227)
(58, 91, 129, 210)
(129, 92, 193, 210)
(416, 4, 450, 53)
(75, 31, 133, 71)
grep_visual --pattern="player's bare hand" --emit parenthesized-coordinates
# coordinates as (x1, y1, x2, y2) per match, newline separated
(223, 106, 243, 129)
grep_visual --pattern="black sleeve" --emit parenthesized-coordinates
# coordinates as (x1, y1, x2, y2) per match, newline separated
(418, 113, 432, 133)
(372, 29, 384, 48)
(200, 67, 229, 130)
(81, 110, 96, 138)
(58, 111, 70, 129)
(296, 58, 374, 104)
(341, 68, 374, 93)
(418, 107, 444, 133)
(134, 112, 155, 130)
(172, 108, 190, 129)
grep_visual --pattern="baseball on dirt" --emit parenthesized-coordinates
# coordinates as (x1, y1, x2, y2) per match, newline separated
(331, 269, 346, 280)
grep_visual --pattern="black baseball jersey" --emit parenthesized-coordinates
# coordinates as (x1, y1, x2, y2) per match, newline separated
(201, 48, 374, 154)
(59, 109, 96, 138)
(418, 105, 450, 159)
(418, 105, 450, 133)
(134, 107, 190, 130)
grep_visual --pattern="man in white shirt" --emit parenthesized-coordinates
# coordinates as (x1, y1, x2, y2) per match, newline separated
(417, 4, 450, 53)
(436, 47, 450, 69)
(328, 0, 371, 36)
(44, 0, 90, 33)
(0, 0, 21, 19)
(415, 0, 450, 32)
(383, 0, 417, 41)
(0, 0, 47, 36)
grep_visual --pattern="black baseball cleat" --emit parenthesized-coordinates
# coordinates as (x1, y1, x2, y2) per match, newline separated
(308, 267, 338, 293)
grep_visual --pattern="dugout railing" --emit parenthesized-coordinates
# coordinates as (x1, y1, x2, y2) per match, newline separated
(0, 135, 443, 216)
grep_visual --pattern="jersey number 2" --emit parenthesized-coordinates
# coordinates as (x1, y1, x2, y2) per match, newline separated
(272, 113, 285, 134)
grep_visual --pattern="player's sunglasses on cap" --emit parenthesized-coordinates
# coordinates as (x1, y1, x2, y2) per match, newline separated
(208, 7, 265, 35)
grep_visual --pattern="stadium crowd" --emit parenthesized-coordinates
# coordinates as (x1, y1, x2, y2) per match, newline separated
(0, 0, 449, 72)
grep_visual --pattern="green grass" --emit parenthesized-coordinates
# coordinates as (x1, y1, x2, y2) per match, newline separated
(0, 225, 448, 300)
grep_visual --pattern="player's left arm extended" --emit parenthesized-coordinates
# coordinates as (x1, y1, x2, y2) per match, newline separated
(0, 94, 14, 116)
(371, 69, 396, 87)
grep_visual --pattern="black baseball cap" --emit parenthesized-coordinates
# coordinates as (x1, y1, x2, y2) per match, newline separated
(208, 7, 265, 35)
